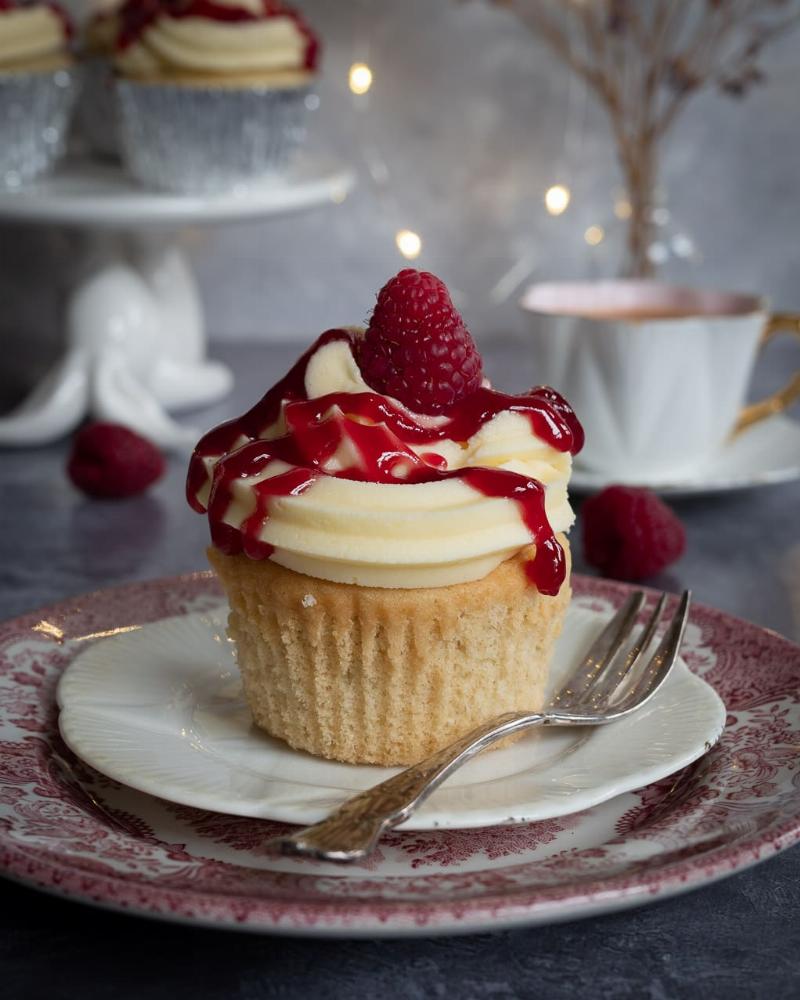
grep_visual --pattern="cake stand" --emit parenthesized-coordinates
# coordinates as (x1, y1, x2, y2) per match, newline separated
(0, 154, 354, 450)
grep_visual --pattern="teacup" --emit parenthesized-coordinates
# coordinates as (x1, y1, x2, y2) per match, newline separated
(520, 280, 800, 480)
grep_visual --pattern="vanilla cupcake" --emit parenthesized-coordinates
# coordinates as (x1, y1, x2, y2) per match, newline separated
(114, 0, 320, 192)
(76, 0, 122, 159)
(188, 270, 584, 765)
(0, 0, 79, 188)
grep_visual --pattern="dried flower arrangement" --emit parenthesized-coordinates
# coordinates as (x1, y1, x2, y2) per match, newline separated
(494, 0, 800, 276)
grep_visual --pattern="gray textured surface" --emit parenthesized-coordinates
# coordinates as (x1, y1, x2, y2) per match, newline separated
(1, 855, 799, 1000)
(1, 340, 799, 997)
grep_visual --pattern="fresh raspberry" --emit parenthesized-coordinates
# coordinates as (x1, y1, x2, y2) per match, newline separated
(357, 269, 483, 415)
(68, 423, 165, 499)
(581, 486, 686, 581)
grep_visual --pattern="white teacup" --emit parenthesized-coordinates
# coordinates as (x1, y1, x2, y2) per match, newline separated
(520, 280, 800, 480)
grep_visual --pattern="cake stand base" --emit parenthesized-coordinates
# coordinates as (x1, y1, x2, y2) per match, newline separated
(0, 154, 354, 450)
(0, 234, 231, 449)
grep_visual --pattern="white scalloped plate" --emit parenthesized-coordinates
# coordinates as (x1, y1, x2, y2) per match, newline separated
(56, 599, 725, 831)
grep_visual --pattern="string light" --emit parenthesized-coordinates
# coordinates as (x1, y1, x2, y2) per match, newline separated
(544, 184, 571, 216)
(584, 225, 605, 246)
(614, 197, 632, 220)
(670, 233, 696, 259)
(395, 229, 422, 260)
(651, 207, 670, 226)
(349, 62, 373, 95)
(647, 241, 669, 265)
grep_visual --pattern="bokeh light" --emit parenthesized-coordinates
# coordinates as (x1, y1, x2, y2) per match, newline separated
(544, 184, 571, 216)
(349, 63, 373, 96)
(614, 198, 632, 220)
(395, 229, 422, 259)
(584, 225, 605, 246)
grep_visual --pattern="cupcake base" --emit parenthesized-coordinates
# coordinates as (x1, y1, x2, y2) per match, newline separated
(209, 538, 571, 766)
(0, 68, 79, 189)
(116, 79, 313, 193)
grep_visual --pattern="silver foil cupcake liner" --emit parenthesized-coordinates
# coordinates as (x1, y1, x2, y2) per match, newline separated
(116, 80, 313, 193)
(0, 68, 80, 189)
(75, 56, 119, 160)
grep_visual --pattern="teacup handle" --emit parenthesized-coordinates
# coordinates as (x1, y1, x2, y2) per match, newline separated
(733, 313, 800, 435)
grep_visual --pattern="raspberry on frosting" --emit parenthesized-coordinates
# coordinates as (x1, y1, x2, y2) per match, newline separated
(68, 423, 165, 499)
(357, 269, 484, 415)
(581, 486, 686, 581)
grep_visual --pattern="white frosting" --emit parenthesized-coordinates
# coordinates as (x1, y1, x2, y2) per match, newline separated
(196, 338, 575, 589)
(116, 9, 309, 79)
(0, 7, 68, 71)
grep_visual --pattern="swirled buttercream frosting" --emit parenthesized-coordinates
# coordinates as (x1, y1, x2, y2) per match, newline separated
(0, 1, 72, 72)
(188, 329, 583, 594)
(116, 0, 318, 81)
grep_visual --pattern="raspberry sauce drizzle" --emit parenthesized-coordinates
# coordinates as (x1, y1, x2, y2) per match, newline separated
(189, 329, 582, 595)
(185, 329, 348, 509)
(208, 449, 318, 561)
(456, 469, 566, 595)
(48, 2, 74, 40)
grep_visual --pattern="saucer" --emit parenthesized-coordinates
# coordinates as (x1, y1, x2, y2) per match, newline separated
(56, 598, 725, 831)
(571, 416, 800, 497)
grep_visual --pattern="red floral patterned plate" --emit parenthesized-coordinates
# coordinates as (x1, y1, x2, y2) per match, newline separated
(1, 572, 798, 937)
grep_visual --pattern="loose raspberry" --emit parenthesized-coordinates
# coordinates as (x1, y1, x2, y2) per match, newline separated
(357, 269, 483, 415)
(68, 423, 165, 499)
(581, 486, 686, 581)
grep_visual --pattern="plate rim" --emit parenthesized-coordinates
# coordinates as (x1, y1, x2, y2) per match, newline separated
(54, 604, 727, 831)
(1, 571, 799, 937)
(1, 805, 798, 939)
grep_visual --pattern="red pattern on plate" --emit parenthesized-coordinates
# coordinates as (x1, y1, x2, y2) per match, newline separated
(0, 573, 799, 934)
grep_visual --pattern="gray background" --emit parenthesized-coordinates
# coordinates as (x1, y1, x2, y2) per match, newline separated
(2, 0, 800, 357)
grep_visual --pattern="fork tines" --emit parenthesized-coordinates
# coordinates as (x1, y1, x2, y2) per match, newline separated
(553, 589, 690, 714)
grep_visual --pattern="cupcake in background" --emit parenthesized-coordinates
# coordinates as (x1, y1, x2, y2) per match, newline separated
(76, 0, 122, 160)
(114, 0, 320, 193)
(0, 0, 79, 188)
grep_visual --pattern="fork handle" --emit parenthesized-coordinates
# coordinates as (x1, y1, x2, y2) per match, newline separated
(267, 709, 549, 862)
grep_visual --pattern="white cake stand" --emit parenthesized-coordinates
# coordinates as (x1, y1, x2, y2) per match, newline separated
(0, 154, 354, 449)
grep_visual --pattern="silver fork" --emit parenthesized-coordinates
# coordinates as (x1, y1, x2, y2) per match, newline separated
(266, 589, 691, 863)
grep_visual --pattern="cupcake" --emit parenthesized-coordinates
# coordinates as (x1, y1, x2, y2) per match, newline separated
(76, 0, 122, 159)
(114, 0, 320, 193)
(188, 270, 584, 765)
(0, 0, 79, 188)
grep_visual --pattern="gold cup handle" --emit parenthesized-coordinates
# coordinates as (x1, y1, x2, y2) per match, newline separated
(733, 313, 800, 435)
